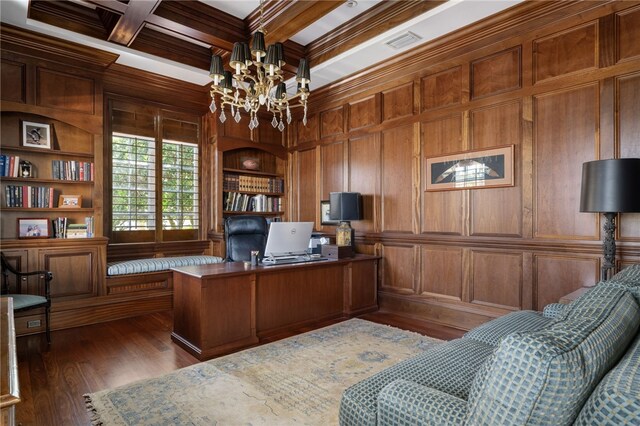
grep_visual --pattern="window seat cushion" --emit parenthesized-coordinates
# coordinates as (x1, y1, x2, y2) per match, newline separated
(107, 255, 223, 276)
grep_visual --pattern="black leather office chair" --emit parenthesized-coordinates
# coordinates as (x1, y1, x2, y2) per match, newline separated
(1, 252, 52, 343)
(224, 215, 268, 262)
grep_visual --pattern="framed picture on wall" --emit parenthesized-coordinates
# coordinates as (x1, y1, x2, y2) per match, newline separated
(17, 218, 51, 239)
(426, 145, 515, 191)
(321, 200, 339, 225)
(21, 120, 52, 149)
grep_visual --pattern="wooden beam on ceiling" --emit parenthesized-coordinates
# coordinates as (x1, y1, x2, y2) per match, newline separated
(107, 0, 162, 46)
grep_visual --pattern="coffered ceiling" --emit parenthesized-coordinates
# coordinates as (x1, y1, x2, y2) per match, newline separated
(0, 0, 523, 90)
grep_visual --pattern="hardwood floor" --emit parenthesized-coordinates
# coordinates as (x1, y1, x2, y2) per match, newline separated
(14, 310, 464, 425)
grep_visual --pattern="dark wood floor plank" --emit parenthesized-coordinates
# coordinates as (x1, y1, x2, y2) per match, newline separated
(14, 310, 461, 425)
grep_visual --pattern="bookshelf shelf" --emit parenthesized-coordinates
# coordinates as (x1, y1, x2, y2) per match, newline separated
(2, 207, 94, 212)
(1, 177, 94, 185)
(0, 145, 94, 159)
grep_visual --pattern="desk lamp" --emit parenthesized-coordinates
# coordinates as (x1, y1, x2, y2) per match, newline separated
(580, 158, 640, 281)
(329, 192, 363, 253)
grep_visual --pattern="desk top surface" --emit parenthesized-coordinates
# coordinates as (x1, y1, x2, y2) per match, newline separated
(1, 297, 20, 409)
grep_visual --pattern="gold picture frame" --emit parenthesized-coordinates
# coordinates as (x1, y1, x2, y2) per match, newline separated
(59, 194, 82, 208)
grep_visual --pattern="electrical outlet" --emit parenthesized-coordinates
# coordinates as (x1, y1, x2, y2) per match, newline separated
(27, 320, 41, 328)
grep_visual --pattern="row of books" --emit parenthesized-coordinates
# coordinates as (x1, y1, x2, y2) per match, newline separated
(223, 173, 284, 194)
(0, 155, 22, 177)
(5, 185, 55, 208)
(224, 192, 283, 213)
(52, 160, 94, 181)
(53, 216, 95, 238)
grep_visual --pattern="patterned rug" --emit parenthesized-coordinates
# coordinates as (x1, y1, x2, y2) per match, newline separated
(85, 318, 441, 425)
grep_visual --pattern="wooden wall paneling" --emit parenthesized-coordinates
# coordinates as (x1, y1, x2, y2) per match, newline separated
(379, 243, 418, 295)
(470, 250, 523, 311)
(533, 84, 599, 239)
(421, 114, 465, 235)
(533, 22, 598, 83)
(420, 246, 463, 301)
(598, 13, 616, 69)
(470, 46, 522, 99)
(294, 147, 317, 223)
(420, 66, 462, 112)
(295, 114, 318, 145)
(36, 68, 96, 114)
(534, 254, 599, 309)
(469, 100, 523, 237)
(616, 5, 640, 63)
(320, 106, 345, 138)
(258, 119, 285, 147)
(320, 141, 344, 202)
(521, 96, 534, 239)
(348, 94, 380, 131)
(0, 59, 26, 103)
(617, 71, 640, 240)
(381, 124, 416, 233)
(382, 82, 414, 122)
(348, 134, 380, 234)
(219, 113, 253, 141)
(599, 77, 615, 161)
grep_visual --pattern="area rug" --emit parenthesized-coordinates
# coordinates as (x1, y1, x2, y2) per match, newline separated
(85, 318, 441, 425)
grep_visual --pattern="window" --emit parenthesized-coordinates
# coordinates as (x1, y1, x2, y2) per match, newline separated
(109, 101, 201, 243)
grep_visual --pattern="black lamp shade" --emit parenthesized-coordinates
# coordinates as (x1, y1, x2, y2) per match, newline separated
(330, 192, 363, 221)
(242, 42, 252, 67)
(580, 158, 640, 213)
(222, 70, 234, 93)
(251, 31, 266, 57)
(264, 45, 279, 70)
(275, 42, 286, 68)
(209, 55, 225, 80)
(274, 82, 287, 100)
(296, 58, 310, 84)
(229, 42, 247, 70)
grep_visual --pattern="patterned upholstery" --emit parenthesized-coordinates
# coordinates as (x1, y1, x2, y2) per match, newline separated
(377, 380, 467, 426)
(107, 255, 223, 276)
(609, 264, 640, 285)
(464, 310, 553, 346)
(339, 338, 493, 425)
(575, 331, 640, 425)
(465, 290, 640, 425)
(543, 302, 567, 318)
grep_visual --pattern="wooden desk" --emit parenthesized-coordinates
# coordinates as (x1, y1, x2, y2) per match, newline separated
(1, 298, 20, 426)
(171, 255, 379, 360)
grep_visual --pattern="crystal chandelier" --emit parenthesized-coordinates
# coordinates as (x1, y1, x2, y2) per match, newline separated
(208, 0, 311, 132)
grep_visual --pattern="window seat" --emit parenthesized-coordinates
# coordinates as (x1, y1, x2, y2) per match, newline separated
(107, 255, 224, 276)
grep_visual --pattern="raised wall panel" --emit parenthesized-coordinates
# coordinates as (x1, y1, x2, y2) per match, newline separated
(41, 249, 97, 299)
(382, 82, 414, 122)
(421, 115, 464, 235)
(296, 148, 317, 222)
(37, 68, 95, 114)
(534, 22, 597, 83)
(221, 113, 252, 141)
(381, 244, 417, 294)
(258, 120, 284, 146)
(296, 114, 318, 144)
(320, 141, 344, 200)
(349, 134, 380, 233)
(534, 255, 598, 309)
(420, 246, 463, 300)
(471, 47, 521, 99)
(320, 106, 344, 138)
(349, 95, 379, 130)
(617, 6, 640, 62)
(617, 72, 640, 240)
(421, 67, 461, 112)
(382, 124, 415, 233)
(471, 251, 522, 310)
(470, 101, 522, 236)
(1, 59, 25, 103)
(534, 84, 598, 239)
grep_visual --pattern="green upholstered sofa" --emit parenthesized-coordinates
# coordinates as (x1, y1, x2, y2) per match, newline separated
(339, 265, 640, 425)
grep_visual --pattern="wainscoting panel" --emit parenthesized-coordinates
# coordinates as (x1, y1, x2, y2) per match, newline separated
(533, 84, 599, 240)
(534, 254, 599, 310)
(616, 6, 640, 62)
(471, 250, 523, 311)
(420, 66, 462, 112)
(470, 46, 521, 99)
(320, 141, 345, 200)
(321, 106, 345, 138)
(380, 243, 418, 295)
(37, 67, 96, 114)
(348, 95, 380, 131)
(420, 246, 463, 301)
(382, 82, 414, 122)
(349, 134, 380, 233)
(296, 114, 318, 145)
(0, 59, 25, 103)
(294, 148, 318, 223)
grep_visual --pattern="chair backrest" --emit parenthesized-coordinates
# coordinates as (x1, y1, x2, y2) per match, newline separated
(1, 252, 20, 294)
(224, 215, 268, 262)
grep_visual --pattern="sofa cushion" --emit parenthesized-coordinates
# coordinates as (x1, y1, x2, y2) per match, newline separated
(554, 284, 629, 322)
(609, 263, 640, 285)
(574, 331, 640, 425)
(339, 338, 494, 426)
(464, 310, 553, 346)
(107, 255, 223, 276)
(466, 289, 640, 426)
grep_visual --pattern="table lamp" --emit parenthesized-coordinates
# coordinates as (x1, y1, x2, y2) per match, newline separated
(580, 158, 640, 281)
(329, 192, 363, 253)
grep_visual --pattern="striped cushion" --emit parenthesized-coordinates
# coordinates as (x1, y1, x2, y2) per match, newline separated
(107, 256, 223, 276)
(466, 289, 640, 425)
(339, 338, 494, 426)
(464, 310, 553, 346)
(609, 263, 640, 285)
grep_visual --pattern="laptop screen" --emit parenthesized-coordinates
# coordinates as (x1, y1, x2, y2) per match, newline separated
(263, 222, 314, 258)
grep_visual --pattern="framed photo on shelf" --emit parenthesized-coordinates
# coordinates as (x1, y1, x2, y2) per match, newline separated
(17, 218, 51, 239)
(321, 200, 339, 225)
(240, 156, 260, 171)
(425, 145, 515, 191)
(21, 120, 52, 149)
(59, 194, 82, 208)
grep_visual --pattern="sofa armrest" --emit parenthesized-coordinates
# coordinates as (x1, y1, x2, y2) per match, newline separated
(377, 379, 467, 426)
(542, 303, 566, 318)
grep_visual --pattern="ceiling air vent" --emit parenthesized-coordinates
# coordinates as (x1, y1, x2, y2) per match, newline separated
(385, 31, 422, 50)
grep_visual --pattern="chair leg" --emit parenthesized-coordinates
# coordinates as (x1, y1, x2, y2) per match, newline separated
(45, 305, 51, 344)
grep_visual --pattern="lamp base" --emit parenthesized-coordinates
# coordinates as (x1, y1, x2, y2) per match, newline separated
(601, 212, 617, 281)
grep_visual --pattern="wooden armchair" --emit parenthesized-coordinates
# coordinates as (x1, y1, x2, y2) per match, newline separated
(0, 253, 52, 343)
